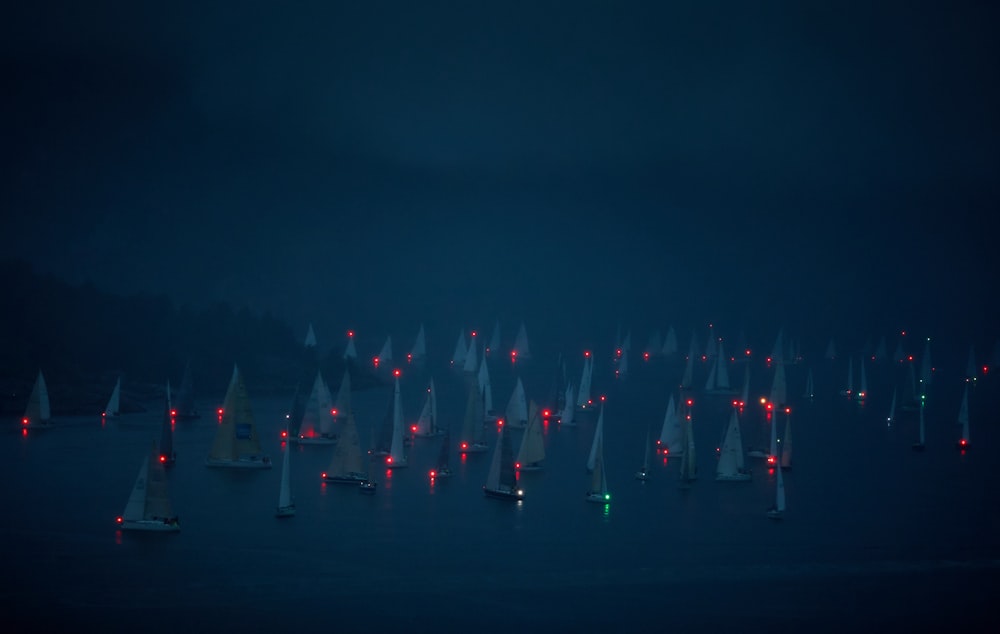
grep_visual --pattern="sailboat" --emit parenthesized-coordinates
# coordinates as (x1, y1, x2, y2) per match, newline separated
(343, 330, 358, 360)
(887, 387, 897, 427)
(586, 404, 606, 472)
(586, 416, 610, 503)
(840, 358, 854, 398)
(385, 373, 408, 468)
(275, 445, 295, 517)
(483, 424, 523, 500)
(559, 384, 576, 427)
(657, 395, 683, 456)
(159, 389, 176, 467)
(304, 323, 317, 348)
(504, 376, 529, 429)
(856, 358, 868, 401)
(677, 400, 697, 488)
(174, 361, 200, 420)
(515, 401, 545, 471)
(779, 409, 792, 472)
(662, 326, 678, 356)
(479, 354, 496, 422)
(576, 352, 594, 412)
(487, 320, 501, 356)
(322, 413, 367, 483)
(408, 323, 427, 364)
(956, 384, 970, 450)
(511, 322, 531, 362)
(103, 376, 121, 418)
(769, 362, 787, 409)
(634, 428, 651, 481)
(414, 379, 442, 437)
(766, 460, 786, 520)
(22, 370, 52, 428)
(463, 338, 479, 374)
(716, 410, 751, 481)
(117, 442, 180, 532)
(332, 367, 351, 423)
(451, 329, 468, 368)
(294, 370, 337, 444)
(374, 336, 392, 369)
(206, 365, 271, 468)
(432, 427, 453, 478)
(460, 380, 489, 453)
(359, 453, 377, 494)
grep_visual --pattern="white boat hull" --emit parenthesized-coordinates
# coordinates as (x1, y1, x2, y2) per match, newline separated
(119, 519, 180, 532)
(462, 443, 489, 453)
(716, 472, 752, 482)
(275, 505, 296, 518)
(585, 493, 609, 503)
(205, 456, 272, 469)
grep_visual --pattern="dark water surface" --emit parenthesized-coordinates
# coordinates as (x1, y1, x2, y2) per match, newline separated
(3, 352, 997, 631)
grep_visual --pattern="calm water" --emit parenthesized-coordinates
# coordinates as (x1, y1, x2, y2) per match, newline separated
(2, 351, 997, 631)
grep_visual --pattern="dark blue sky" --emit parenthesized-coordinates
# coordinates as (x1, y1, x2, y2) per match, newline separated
(4, 2, 998, 354)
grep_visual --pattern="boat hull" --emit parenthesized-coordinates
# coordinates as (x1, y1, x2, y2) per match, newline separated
(767, 510, 784, 520)
(359, 481, 377, 494)
(483, 486, 524, 501)
(120, 519, 180, 532)
(461, 443, 489, 453)
(585, 493, 609, 503)
(275, 506, 296, 518)
(324, 473, 367, 484)
(205, 456, 272, 469)
(294, 436, 337, 445)
(716, 473, 752, 482)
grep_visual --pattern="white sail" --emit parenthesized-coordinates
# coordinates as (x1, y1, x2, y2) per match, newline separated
(304, 323, 317, 348)
(958, 384, 970, 444)
(121, 442, 178, 530)
(769, 407, 778, 460)
(576, 355, 593, 409)
(716, 410, 748, 480)
(105, 376, 121, 417)
(122, 457, 150, 522)
(388, 375, 407, 467)
(23, 370, 51, 425)
(415, 379, 437, 436)
(344, 332, 357, 359)
(588, 432, 608, 498)
(560, 384, 576, 426)
(409, 323, 427, 361)
(770, 328, 784, 363)
(512, 322, 531, 360)
(296, 370, 335, 441)
(451, 329, 468, 367)
(616, 348, 628, 380)
(740, 365, 750, 406)
(333, 368, 351, 418)
(478, 355, 493, 416)
(376, 336, 393, 366)
(704, 357, 717, 391)
(516, 401, 545, 469)
(277, 447, 293, 511)
(657, 395, 682, 455)
(715, 340, 730, 389)
(662, 326, 678, 355)
(586, 405, 605, 472)
(780, 411, 792, 470)
(463, 339, 479, 373)
(505, 376, 528, 428)
(769, 362, 787, 408)
(680, 351, 694, 389)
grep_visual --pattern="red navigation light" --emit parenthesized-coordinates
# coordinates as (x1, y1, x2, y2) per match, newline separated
(766, 357, 772, 364)
(460, 442, 468, 450)
(745, 349, 752, 356)
(600, 395, 606, 402)
(767, 455, 776, 465)
(347, 330, 354, 338)
(643, 352, 650, 361)
(410, 425, 418, 433)
(386, 456, 393, 464)
(907, 355, 914, 362)
(686, 399, 693, 406)
(331, 409, 338, 417)
(732, 400, 738, 407)
(616, 348, 622, 357)
(22, 417, 28, 425)
(584, 350, 591, 357)
(430, 470, 437, 478)
(159, 455, 166, 463)
(960, 439, 967, 446)
(393, 368, 401, 377)
(543, 409, 551, 417)
(497, 419, 504, 427)
(766, 402, 773, 411)
(984, 366, 990, 374)
(217, 408, 224, 416)
(321, 472, 327, 479)
(407, 353, 412, 363)
(170, 410, 177, 417)
(511, 350, 517, 361)
(280, 430, 287, 438)
(373, 356, 380, 368)
(471, 330, 477, 337)
(785, 407, 791, 414)
(701, 355, 707, 362)
(515, 462, 521, 469)
(116, 516, 123, 524)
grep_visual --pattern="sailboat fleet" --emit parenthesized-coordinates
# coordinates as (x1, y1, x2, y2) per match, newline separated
(14, 320, 985, 535)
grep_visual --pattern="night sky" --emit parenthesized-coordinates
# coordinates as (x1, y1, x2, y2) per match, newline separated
(4, 2, 998, 352)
